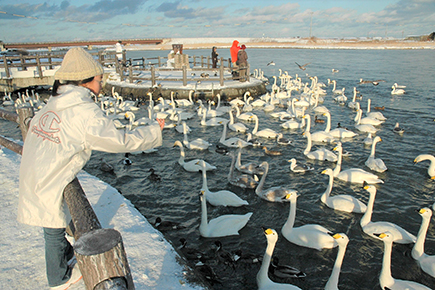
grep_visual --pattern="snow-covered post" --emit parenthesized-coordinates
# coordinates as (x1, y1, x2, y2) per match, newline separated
(151, 66, 156, 86)
(219, 64, 224, 86)
(182, 65, 187, 86)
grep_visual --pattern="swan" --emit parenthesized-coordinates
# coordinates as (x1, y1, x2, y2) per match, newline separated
(200, 107, 228, 126)
(333, 142, 383, 184)
(198, 191, 252, 238)
(393, 122, 404, 134)
(281, 114, 306, 130)
(347, 88, 359, 110)
(361, 184, 416, 244)
(391, 85, 405, 95)
(366, 98, 386, 121)
(365, 136, 387, 172)
(281, 191, 337, 251)
(235, 142, 265, 175)
(414, 154, 435, 179)
(304, 114, 335, 143)
(375, 232, 430, 290)
(182, 122, 211, 150)
(255, 162, 297, 202)
(363, 133, 373, 146)
(276, 133, 292, 145)
(354, 109, 378, 134)
(247, 133, 262, 147)
(233, 105, 256, 121)
(250, 115, 279, 139)
(227, 151, 258, 189)
(354, 107, 384, 126)
(325, 233, 349, 290)
(323, 112, 357, 139)
(228, 108, 248, 132)
(198, 160, 248, 207)
(256, 228, 302, 290)
(242, 96, 254, 112)
(230, 91, 251, 107)
(125, 111, 152, 127)
(219, 120, 252, 148)
(331, 80, 345, 95)
(173, 141, 216, 172)
(393, 83, 406, 89)
(175, 90, 194, 107)
(303, 131, 338, 162)
(288, 158, 314, 173)
(412, 207, 435, 278)
(215, 94, 232, 114)
(320, 168, 367, 213)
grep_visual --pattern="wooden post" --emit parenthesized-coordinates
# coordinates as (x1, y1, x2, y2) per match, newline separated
(128, 66, 133, 83)
(151, 66, 156, 87)
(158, 56, 161, 67)
(247, 64, 250, 82)
(219, 65, 224, 86)
(3, 55, 10, 79)
(17, 107, 34, 141)
(200, 56, 204, 67)
(193, 56, 196, 67)
(20, 55, 27, 71)
(207, 56, 210, 68)
(36, 56, 43, 78)
(182, 65, 187, 86)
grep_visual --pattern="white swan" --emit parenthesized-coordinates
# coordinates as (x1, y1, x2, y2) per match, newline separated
(391, 85, 405, 95)
(347, 88, 359, 110)
(354, 109, 378, 134)
(257, 228, 302, 290)
(281, 114, 306, 130)
(235, 141, 265, 175)
(325, 233, 349, 290)
(250, 115, 279, 139)
(200, 107, 227, 126)
(304, 114, 335, 143)
(412, 207, 435, 278)
(333, 142, 383, 184)
(228, 108, 248, 132)
(219, 120, 252, 148)
(414, 154, 435, 179)
(173, 141, 216, 172)
(182, 122, 211, 150)
(198, 160, 248, 207)
(331, 80, 345, 95)
(366, 98, 386, 121)
(255, 162, 298, 202)
(198, 191, 252, 238)
(125, 111, 152, 127)
(320, 168, 367, 213)
(233, 105, 256, 121)
(175, 90, 194, 107)
(363, 133, 373, 146)
(303, 131, 338, 162)
(376, 232, 430, 290)
(227, 151, 258, 189)
(361, 184, 416, 244)
(323, 112, 357, 139)
(354, 107, 384, 126)
(365, 136, 387, 173)
(281, 191, 338, 251)
(288, 158, 314, 173)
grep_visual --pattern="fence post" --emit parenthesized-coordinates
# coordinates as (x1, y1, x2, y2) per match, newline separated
(182, 65, 187, 86)
(219, 65, 224, 86)
(3, 55, 10, 78)
(158, 56, 161, 67)
(20, 55, 27, 71)
(128, 66, 133, 83)
(200, 56, 204, 67)
(247, 64, 250, 82)
(207, 56, 211, 69)
(193, 56, 196, 67)
(151, 66, 156, 87)
(36, 56, 43, 78)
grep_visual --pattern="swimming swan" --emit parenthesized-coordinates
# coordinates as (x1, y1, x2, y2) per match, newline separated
(365, 136, 387, 173)
(303, 131, 338, 162)
(281, 192, 337, 251)
(414, 154, 435, 179)
(227, 151, 258, 189)
(235, 142, 265, 175)
(366, 98, 386, 121)
(219, 119, 252, 148)
(182, 122, 211, 150)
(304, 114, 335, 143)
(256, 228, 302, 290)
(173, 141, 216, 172)
(375, 232, 430, 290)
(250, 115, 279, 139)
(320, 168, 367, 213)
(354, 109, 378, 134)
(323, 112, 357, 139)
(412, 207, 435, 278)
(198, 160, 248, 207)
(325, 233, 349, 290)
(255, 162, 298, 202)
(198, 190, 252, 238)
(361, 184, 416, 244)
(332, 142, 383, 184)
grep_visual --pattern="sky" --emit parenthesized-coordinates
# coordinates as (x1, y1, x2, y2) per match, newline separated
(0, 0, 434, 43)
(0, 143, 203, 290)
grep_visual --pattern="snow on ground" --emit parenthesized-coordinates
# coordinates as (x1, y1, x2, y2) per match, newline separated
(0, 144, 205, 290)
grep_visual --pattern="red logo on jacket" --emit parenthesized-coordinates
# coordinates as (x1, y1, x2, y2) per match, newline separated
(31, 111, 62, 144)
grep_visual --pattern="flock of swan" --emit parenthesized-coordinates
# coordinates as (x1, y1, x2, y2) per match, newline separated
(3, 68, 435, 290)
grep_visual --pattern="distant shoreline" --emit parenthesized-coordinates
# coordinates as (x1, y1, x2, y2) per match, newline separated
(125, 37, 435, 51)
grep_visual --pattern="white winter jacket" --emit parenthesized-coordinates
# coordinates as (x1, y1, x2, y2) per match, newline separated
(18, 85, 162, 228)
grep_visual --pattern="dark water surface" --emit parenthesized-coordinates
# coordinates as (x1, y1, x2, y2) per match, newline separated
(3, 48, 435, 290)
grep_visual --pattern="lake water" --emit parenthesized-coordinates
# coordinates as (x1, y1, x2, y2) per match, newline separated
(2, 47, 435, 290)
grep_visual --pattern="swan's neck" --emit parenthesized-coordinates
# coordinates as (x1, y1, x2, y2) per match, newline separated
(321, 173, 334, 203)
(325, 243, 347, 290)
(220, 121, 228, 142)
(199, 195, 209, 234)
(304, 115, 311, 133)
(380, 240, 394, 287)
(228, 154, 236, 181)
(367, 99, 371, 113)
(178, 145, 186, 164)
(332, 81, 336, 91)
(282, 199, 296, 234)
(252, 117, 259, 134)
(216, 95, 221, 109)
(255, 163, 269, 195)
(360, 191, 375, 227)
(354, 110, 362, 125)
(369, 140, 378, 158)
(201, 168, 209, 191)
(201, 107, 207, 125)
(352, 90, 357, 102)
(333, 148, 342, 177)
(412, 214, 431, 259)
(304, 133, 312, 155)
(257, 237, 276, 286)
(325, 113, 331, 132)
(229, 110, 235, 125)
(236, 147, 242, 168)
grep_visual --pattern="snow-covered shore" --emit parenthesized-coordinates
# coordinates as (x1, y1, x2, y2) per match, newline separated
(0, 143, 206, 290)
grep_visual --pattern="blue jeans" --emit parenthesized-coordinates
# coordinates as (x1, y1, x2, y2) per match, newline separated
(43, 227, 74, 287)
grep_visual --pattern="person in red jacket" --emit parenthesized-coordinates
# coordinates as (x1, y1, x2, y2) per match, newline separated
(230, 40, 241, 66)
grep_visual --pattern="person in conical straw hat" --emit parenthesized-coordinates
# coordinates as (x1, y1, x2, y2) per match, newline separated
(17, 47, 164, 289)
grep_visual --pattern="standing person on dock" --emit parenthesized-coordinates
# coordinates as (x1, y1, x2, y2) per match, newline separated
(115, 40, 124, 64)
(237, 44, 248, 82)
(230, 40, 241, 67)
(17, 47, 164, 290)
(211, 46, 219, 68)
